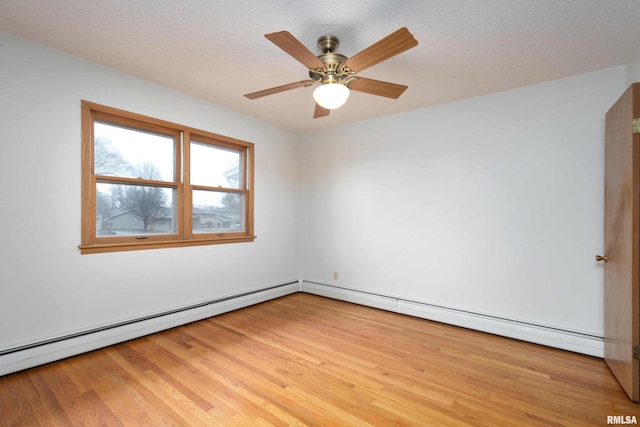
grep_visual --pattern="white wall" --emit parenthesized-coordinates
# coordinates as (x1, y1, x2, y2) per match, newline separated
(625, 30, 640, 85)
(299, 66, 626, 337)
(0, 31, 300, 351)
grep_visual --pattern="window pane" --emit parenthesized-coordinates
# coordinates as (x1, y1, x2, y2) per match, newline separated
(96, 183, 176, 235)
(192, 190, 244, 233)
(94, 122, 175, 181)
(190, 141, 241, 188)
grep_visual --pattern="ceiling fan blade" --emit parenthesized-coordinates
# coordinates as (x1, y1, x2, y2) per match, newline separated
(244, 80, 314, 99)
(349, 77, 408, 99)
(265, 31, 325, 70)
(343, 27, 418, 73)
(313, 103, 330, 119)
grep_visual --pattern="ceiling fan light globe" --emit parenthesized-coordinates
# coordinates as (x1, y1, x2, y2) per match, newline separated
(313, 83, 350, 109)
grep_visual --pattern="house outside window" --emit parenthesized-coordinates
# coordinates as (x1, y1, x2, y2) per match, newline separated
(80, 101, 254, 254)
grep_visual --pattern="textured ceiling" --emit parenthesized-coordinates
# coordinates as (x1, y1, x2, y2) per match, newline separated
(1, 0, 639, 133)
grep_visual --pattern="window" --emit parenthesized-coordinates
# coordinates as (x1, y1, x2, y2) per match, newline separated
(80, 101, 254, 254)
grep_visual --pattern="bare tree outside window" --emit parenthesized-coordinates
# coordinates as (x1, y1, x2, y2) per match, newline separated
(94, 136, 131, 176)
(94, 132, 173, 235)
(126, 163, 168, 231)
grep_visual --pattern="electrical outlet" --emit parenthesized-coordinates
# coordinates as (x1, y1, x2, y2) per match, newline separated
(333, 271, 339, 280)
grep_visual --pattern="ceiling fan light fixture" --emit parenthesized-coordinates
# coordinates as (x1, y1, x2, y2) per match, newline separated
(246, 28, 418, 119)
(313, 83, 350, 109)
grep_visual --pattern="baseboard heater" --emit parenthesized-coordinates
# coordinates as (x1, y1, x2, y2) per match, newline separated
(300, 281, 604, 358)
(1, 279, 604, 376)
(0, 281, 300, 376)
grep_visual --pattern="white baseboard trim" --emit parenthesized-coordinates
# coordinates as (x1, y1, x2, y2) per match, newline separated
(301, 281, 604, 358)
(0, 282, 299, 376)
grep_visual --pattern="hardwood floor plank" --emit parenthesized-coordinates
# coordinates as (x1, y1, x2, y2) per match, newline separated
(37, 363, 112, 426)
(27, 368, 80, 426)
(1, 293, 638, 426)
(210, 314, 465, 425)
(104, 347, 225, 427)
(125, 337, 261, 424)
(0, 372, 54, 427)
(85, 348, 184, 426)
(152, 332, 305, 426)
(115, 343, 215, 412)
(77, 391, 124, 427)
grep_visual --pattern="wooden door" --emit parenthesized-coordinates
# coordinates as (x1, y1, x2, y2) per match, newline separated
(602, 82, 640, 401)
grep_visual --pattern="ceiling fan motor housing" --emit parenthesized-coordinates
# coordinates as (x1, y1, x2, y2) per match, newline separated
(310, 35, 352, 84)
(317, 35, 339, 53)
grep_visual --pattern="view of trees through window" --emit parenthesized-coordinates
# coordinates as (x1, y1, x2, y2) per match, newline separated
(94, 124, 242, 236)
(94, 128, 176, 236)
(190, 140, 244, 234)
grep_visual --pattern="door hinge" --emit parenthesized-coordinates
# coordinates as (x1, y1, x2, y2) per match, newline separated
(634, 118, 640, 134)
(634, 346, 640, 360)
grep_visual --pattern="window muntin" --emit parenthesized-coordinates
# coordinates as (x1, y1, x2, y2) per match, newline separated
(80, 101, 255, 253)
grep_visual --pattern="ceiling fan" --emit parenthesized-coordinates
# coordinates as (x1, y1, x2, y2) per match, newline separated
(244, 27, 418, 119)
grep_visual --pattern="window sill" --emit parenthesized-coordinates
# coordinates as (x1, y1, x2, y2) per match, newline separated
(78, 235, 257, 254)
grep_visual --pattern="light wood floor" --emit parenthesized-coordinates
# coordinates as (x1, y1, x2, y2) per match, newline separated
(1, 293, 638, 426)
